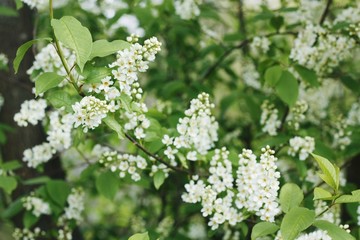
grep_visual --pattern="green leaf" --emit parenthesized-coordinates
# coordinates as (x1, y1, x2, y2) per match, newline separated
(313, 220, 355, 240)
(279, 183, 304, 213)
(23, 211, 38, 229)
(294, 65, 319, 87)
(46, 90, 77, 112)
(96, 171, 119, 200)
(335, 189, 360, 204)
(153, 171, 165, 190)
(51, 16, 92, 71)
(2, 198, 23, 218)
(270, 16, 284, 31)
(0, 6, 18, 17)
(45, 180, 71, 208)
(264, 65, 283, 87)
(128, 232, 149, 240)
(251, 222, 279, 240)
(89, 39, 131, 59)
(311, 153, 339, 191)
(341, 76, 360, 95)
(0, 176, 17, 194)
(0, 160, 22, 171)
(280, 207, 315, 240)
(103, 115, 124, 139)
(23, 176, 50, 185)
(313, 187, 333, 200)
(119, 95, 133, 112)
(275, 71, 299, 107)
(83, 67, 111, 84)
(13, 38, 52, 74)
(35, 72, 65, 95)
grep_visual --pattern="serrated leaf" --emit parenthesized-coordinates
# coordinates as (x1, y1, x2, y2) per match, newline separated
(335, 189, 360, 204)
(46, 90, 77, 112)
(45, 180, 71, 208)
(251, 222, 279, 240)
(128, 232, 149, 240)
(313, 220, 355, 240)
(313, 187, 333, 200)
(264, 65, 283, 87)
(280, 183, 304, 213)
(13, 38, 52, 73)
(0, 176, 17, 194)
(153, 171, 165, 190)
(35, 72, 65, 95)
(294, 65, 319, 87)
(311, 153, 339, 191)
(275, 71, 299, 107)
(89, 39, 131, 59)
(280, 207, 315, 240)
(103, 115, 124, 139)
(51, 16, 92, 71)
(96, 171, 119, 200)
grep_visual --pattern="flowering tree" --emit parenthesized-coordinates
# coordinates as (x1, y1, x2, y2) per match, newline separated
(0, 0, 360, 239)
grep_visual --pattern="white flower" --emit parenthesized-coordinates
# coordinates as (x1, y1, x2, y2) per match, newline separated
(174, 0, 202, 20)
(23, 142, 56, 168)
(288, 136, 315, 161)
(14, 99, 47, 127)
(23, 195, 51, 217)
(260, 100, 281, 136)
(64, 188, 85, 223)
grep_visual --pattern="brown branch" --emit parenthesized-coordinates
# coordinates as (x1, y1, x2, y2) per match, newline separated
(200, 31, 297, 81)
(319, 0, 333, 25)
(124, 133, 190, 174)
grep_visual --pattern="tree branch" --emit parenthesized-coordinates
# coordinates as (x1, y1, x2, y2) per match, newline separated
(319, 0, 333, 25)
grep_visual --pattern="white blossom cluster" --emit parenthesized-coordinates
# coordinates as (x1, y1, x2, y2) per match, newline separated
(174, 0, 203, 20)
(236, 146, 281, 222)
(123, 102, 150, 139)
(163, 92, 218, 162)
(0, 53, 8, 68)
(334, 4, 360, 25)
(357, 205, 360, 226)
(149, 159, 171, 179)
(290, 24, 356, 75)
(109, 36, 161, 97)
(23, 194, 51, 217)
(347, 100, 360, 126)
(182, 148, 244, 230)
(99, 151, 147, 181)
(315, 200, 341, 225)
(13, 228, 45, 240)
(63, 188, 85, 223)
(57, 226, 72, 240)
(78, 0, 127, 19)
(21, 0, 47, 10)
(27, 43, 76, 82)
(295, 230, 331, 240)
(241, 60, 261, 90)
(0, 94, 4, 111)
(108, 14, 145, 37)
(260, 100, 281, 136)
(332, 117, 352, 150)
(156, 216, 174, 238)
(14, 99, 47, 127)
(299, 79, 343, 123)
(23, 142, 56, 168)
(288, 136, 315, 161)
(287, 100, 308, 130)
(47, 111, 74, 151)
(294, 0, 324, 24)
(72, 96, 111, 133)
(250, 37, 270, 57)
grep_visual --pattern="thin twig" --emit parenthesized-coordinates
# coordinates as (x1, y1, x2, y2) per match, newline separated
(319, 0, 333, 25)
(124, 133, 190, 174)
(200, 31, 297, 81)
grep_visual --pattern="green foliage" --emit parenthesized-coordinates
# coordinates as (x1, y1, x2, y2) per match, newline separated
(51, 16, 92, 71)
(103, 114, 125, 139)
(313, 187, 333, 201)
(280, 207, 315, 240)
(89, 40, 131, 60)
(251, 222, 279, 240)
(275, 71, 299, 107)
(46, 90, 78, 112)
(35, 72, 64, 96)
(0, 176, 17, 194)
(313, 220, 355, 240)
(128, 232, 149, 240)
(13, 38, 52, 73)
(264, 65, 283, 87)
(45, 180, 71, 208)
(153, 171, 165, 190)
(294, 65, 319, 87)
(279, 183, 304, 213)
(95, 171, 119, 200)
(311, 153, 340, 192)
(335, 190, 360, 204)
